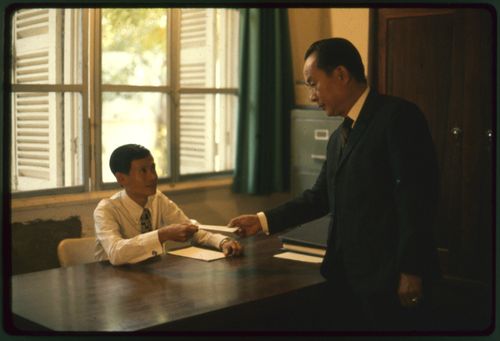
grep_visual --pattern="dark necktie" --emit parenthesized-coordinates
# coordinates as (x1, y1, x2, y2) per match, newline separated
(140, 208, 153, 233)
(340, 116, 353, 150)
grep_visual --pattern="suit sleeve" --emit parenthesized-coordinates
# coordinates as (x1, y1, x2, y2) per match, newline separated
(388, 102, 439, 277)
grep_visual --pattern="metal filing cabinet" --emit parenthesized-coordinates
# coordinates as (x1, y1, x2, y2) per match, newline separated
(291, 109, 343, 196)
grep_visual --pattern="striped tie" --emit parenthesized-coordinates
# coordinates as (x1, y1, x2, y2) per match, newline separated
(339, 117, 353, 160)
(140, 208, 153, 233)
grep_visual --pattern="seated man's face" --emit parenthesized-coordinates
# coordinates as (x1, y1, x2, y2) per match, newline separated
(119, 155, 158, 199)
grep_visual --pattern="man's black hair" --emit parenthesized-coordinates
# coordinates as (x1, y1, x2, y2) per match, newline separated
(304, 37, 367, 83)
(109, 144, 151, 175)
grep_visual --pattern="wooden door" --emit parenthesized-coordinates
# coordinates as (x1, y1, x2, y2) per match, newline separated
(375, 8, 494, 282)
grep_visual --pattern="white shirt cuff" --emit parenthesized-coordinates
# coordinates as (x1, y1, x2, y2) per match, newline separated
(257, 211, 270, 235)
(147, 230, 164, 257)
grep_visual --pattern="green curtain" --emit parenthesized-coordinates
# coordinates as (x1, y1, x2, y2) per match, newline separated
(232, 8, 294, 195)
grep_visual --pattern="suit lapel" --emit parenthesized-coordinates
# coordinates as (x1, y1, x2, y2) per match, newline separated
(328, 130, 342, 178)
(337, 90, 379, 169)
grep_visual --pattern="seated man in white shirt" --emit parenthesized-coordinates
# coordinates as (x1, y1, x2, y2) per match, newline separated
(94, 144, 242, 265)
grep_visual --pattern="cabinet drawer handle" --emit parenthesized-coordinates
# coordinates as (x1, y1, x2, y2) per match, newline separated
(314, 129, 329, 141)
(311, 154, 326, 160)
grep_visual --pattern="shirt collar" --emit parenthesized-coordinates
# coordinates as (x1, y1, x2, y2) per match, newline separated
(346, 86, 370, 127)
(120, 190, 155, 220)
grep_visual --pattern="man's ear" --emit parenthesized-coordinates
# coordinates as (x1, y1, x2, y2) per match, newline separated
(115, 172, 127, 187)
(335, 66, 350, 82)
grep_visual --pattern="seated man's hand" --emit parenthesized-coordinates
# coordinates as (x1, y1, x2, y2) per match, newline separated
(158, 223, 198, 243)
(228, 214, 262, 238)
(220, 239, 243, 257)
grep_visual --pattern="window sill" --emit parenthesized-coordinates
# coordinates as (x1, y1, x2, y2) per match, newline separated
(11, 177, 233, 211)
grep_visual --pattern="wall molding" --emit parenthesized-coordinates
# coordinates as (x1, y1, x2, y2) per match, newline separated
(11, 177, 233, 211)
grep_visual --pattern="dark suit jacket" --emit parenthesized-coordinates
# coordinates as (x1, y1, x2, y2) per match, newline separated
(265, 90, 441, 295)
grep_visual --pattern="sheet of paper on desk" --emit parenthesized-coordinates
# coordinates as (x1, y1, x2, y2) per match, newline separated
(197, 224, 238, 233)
(168, 246, 226, 261)
(273, 251, 323, 264)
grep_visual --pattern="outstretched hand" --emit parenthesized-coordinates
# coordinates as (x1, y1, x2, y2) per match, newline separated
(158, 223, 198, 243)
(228, 214, 263, 238)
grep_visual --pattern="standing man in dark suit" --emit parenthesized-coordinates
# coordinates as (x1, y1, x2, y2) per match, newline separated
(228, 38, 440, 330)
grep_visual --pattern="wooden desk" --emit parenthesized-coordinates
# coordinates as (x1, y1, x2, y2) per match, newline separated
(9, 234, 326, 332)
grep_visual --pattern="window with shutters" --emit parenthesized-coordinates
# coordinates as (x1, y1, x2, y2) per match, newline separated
(178, 9, 239, 175)
(11, 9, 84, 193)
(10, 8, 239, 194)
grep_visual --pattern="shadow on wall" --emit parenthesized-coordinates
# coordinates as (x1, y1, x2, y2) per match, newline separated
(11, 216, 82, 275)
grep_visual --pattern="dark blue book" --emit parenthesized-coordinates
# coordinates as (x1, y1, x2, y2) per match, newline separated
(278, 215, 330, 256)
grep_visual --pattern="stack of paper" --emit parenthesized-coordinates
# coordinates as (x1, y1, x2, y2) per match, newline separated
(275, 215, 330, 263)
(273, 251, 323, 263)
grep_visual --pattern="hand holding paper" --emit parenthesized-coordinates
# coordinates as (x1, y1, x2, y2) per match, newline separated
(227, 214, 262, 237)
(158, 223, 198, 243)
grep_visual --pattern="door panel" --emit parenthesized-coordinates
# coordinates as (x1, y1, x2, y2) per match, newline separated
(459, 10, 493, 282)
(376, 8, 493, 282)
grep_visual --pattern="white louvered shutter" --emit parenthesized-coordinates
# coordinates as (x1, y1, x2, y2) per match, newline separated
(179, 9, 215, 174)
(11, 9, 63, 191)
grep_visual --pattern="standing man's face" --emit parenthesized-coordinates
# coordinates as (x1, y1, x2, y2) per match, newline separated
(303, 53, 349, 117)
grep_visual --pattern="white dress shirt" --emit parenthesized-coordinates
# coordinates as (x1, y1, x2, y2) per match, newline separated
(258, 87, 371, 234)
(94, 189, 227, 265)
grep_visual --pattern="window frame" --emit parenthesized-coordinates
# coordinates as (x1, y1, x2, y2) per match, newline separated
(10, 7, 239, 198)
(10, 8, 90, 198)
